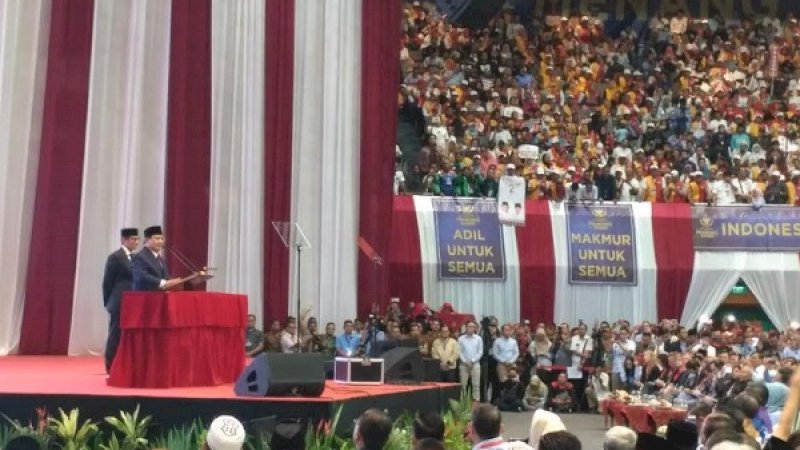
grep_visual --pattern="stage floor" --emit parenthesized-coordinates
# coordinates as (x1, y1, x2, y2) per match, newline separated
(0, 356, 460, 427)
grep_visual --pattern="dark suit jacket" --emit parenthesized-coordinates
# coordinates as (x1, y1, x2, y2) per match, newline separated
(102, 248, 133, 313)
(132, 249, 169, 291)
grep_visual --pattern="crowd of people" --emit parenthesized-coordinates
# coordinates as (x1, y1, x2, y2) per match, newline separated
(395, 1, 800, 206)
(189, 373, 800, 449)
(240, 301, 800, 450)
(246, 300, 800, 427)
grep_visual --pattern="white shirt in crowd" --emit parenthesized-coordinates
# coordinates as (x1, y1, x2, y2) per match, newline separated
(280, 331, 298, 353)
(618, 178, 641, 202)
(732, 177, 754, 200)
(428, 124, 450, 151)
(570, 334, 593, 367)
(393, 170, 405, 195)
(712, 180, 737, 205)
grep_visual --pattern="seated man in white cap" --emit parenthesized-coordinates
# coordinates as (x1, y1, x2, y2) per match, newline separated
(205, 415, 246, 450)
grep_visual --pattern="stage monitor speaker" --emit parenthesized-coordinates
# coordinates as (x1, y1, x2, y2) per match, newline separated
(382, 347, 424, 384)
(234, 353, 326, 397)
(423, 358, 442, 382)
(435, 0, 505, 29)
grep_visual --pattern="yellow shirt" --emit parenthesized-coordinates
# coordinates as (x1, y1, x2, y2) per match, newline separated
(787, 181, 796, 205)
(644, 176, 658, 202)
(431, 337, 459, 370)
(688, 181, 700, 203)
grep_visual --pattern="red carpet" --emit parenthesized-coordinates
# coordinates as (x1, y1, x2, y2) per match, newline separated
(0, 356, 450, 402)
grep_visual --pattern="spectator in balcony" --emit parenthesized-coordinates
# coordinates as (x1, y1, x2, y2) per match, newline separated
(765, 171, 789, 204)
(480, 164, 498, 198)
(595, 165, 616, 201)
(712, 172, 737, 206)
(439, 166, 458, 196)
(577, 173, 599, 201)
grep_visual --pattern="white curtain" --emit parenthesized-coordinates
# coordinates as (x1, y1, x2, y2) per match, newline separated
(550, 201, 658, 325)
(681, 252, 800, 331)
(414, 196, 521, 324)
(741, 253, 800, 331)
(290, 0, 362, 326)
(0, 0, 50, 355)
(208, 0, 265, 325)
(68, 0, 171, 354)
(680, 252, 744, 329)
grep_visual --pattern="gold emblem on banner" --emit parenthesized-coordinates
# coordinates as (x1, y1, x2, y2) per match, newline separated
(588, 207, 612, 231)
(457, 203, 479, 226)
(696, 213, 718, 238)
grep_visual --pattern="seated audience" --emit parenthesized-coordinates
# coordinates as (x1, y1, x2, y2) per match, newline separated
(353, 409, 392, 450)
(604, 426, 637, 450)
(468, 404, 534, 449)
(524, 375, 549, 412)
(548, 372, 576, 413)
(493, 367, 526, 412)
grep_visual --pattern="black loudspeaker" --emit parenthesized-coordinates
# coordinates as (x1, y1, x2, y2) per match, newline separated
(234, 353, 326, 397)
(435, 0, 505, 29)
(423, 358, 443, 382)
(382, 347, 424, 384)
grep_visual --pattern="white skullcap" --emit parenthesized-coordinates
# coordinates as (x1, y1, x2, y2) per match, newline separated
(206, 416, 245, 450)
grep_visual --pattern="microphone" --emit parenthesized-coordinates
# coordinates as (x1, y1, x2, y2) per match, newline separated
(163, 243, 202, 273)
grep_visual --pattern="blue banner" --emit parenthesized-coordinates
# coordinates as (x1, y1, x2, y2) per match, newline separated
(693, 206, 800, 251)
(566, 204, 637, 285)
(434, 198, 505, 280)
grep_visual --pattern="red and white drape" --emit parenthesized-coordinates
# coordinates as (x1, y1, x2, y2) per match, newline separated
(1, 0, 401, 355)
(389, 197, 697, 327)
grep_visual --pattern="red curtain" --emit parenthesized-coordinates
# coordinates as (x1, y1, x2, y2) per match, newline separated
(263, 0, 295, 324)
(19, 0, 94, 354)
(516, 201, 557, 325)
(652, 203, 695, 321)
(164, 0, 212, 282)
(388, 196, 424, 307)
(358, 0, 403, 319)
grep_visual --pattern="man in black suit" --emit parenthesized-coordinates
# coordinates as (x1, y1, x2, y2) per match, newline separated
(132, 225, 181, 291)
(102, 227, 140, 373)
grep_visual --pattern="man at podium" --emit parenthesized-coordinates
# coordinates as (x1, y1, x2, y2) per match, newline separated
(132, 226, 181, 291)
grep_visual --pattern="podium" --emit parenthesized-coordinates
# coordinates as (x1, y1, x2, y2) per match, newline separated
(108, 291, 247, 388)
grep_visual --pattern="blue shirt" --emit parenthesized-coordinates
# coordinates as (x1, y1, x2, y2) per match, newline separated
(782, 346, 800, 360)
(492, 336, 519, 364)
(765, 381, 789, 414)
(458, 334, 483, 364)
(336, 332, 361, 355)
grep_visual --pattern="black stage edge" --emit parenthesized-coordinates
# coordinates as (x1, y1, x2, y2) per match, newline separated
(0, 384, 461, 433)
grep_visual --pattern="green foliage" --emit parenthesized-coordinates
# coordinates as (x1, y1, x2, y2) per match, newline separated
(0, 410, 52, 450)
(152, 420, 206, 450)
(449, 387, 475, 423)
(1, 388, 474, 450)
(47, 408, 100, 450)
(102, 405, 150, 450)
(0, 422, 13, 450)
(304, 403, 348, 450)
(441, 388, 474, 450)
(244, 431, 271, 450)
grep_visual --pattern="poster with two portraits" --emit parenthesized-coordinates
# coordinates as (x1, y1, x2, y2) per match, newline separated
(497, 175, 526, 226)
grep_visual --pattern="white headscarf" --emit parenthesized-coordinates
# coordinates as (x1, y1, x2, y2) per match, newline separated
(528, 410, 566, 450)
